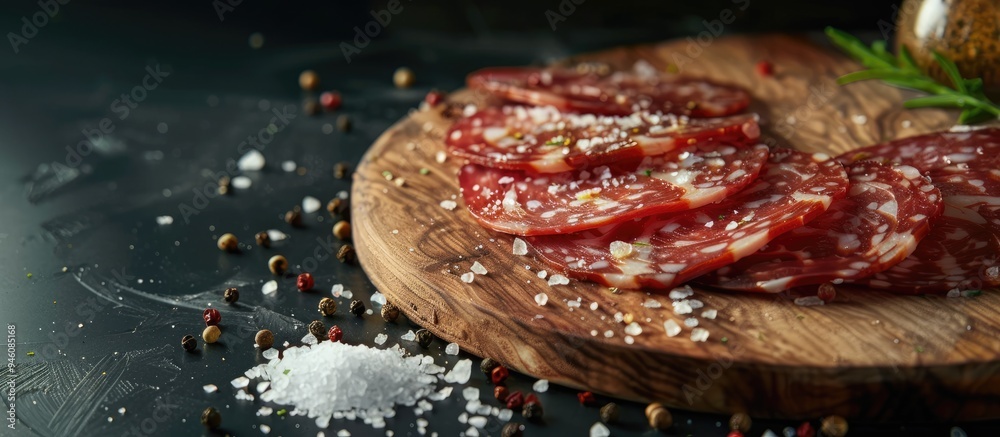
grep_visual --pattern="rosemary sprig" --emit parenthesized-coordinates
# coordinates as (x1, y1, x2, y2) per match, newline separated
(825, 27, 1000, 125)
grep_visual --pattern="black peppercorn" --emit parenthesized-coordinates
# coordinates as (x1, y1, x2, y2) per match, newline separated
(337, 244, 356, 264)
(223, 287, 239, 304)
(285, 208, 303, 228)
(318, 297, 337, 316)
(501, 422, 524, 437)
(380, 302, 400, 322)
(200, 406, 221, 429)
(522, 401, 543, 422)
(729, 412, 752, 432)
(337, 114, 352, 132)
(600, 402, 620, 424)
(255, 231, 271, 248)
(308, 320, 326, 341)
(415, 329, 433, 348)
(821, 415, 848, 437)
(349, 300, 365, 316)
(326, 198, 344, 216)
(480, 357, 500, 375)
(334, 162, 350, 179)
(181, 335, 197, 352)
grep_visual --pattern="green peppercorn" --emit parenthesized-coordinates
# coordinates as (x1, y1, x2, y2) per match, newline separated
(522, 401, 543, 422)
(349, 300, 365, 316)
(501, 422, 523, 437)
(308, 320, 326, 341)
(337, 244, 356, 264)
(318, 297, 337, 316)
(255, 231, 271, 248)
(481, 357, 500, 375)
(415, 329, 433, 348)
(729, 412, 752, 432)
(380, 302, 400, 322)
(223, 287, 239, 304)
(600, 402, 620, 424)
(821, 415, 848, 437)
(200, 406, 221, 429)
(181, 335, 197, 352)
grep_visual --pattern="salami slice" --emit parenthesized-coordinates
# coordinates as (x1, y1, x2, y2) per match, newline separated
(847, 168, 1000, 294)
(459, 144, 770, 236)
(837, 127, 1000, 173)
(468, 66, 751, 117)
(446, 106, 760, 173)
(699, 162, 942, 292)
(524, 149, 849, 289)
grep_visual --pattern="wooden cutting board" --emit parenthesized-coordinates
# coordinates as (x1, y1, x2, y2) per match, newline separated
(350, 34, 1000, 420)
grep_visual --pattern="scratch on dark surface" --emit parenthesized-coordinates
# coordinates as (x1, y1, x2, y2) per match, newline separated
(0, 346, 179, 437)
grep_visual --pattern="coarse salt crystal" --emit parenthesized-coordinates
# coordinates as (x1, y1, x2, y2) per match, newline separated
(462, 387, 480, 401)
(237, 149, 265, 171)
(257, 406, 273, 416)
(256, 382, 270, 393)
(498, 409, 513, 421)
(374, 333, 388, 345)
(471, 261, 487, 275)
(590, 422, 611, 437)
(690, 327, 710, 342)
(567, 300, 581, 308)
(260, 424, 271, 434)
(609, 240, 633, 259)
(231, 377, 250, 389)
(440, 200, 457, 210)
(624, 322, 642, 336)
(512, 238, 528, 255)
(203, 384, 218, 394)
(604, 330, 614, 338)
(589, 302, 598, 310)
(444, 359, 472, 384)
(401, 330, 416, 341)
(469, 416, 488, 429)
(460, 272, 475, 283)
(702, 309, 718, 319)
(534, 293, 549, 306)
(266, 229, 288, 241)
(458, 412, 468, 423)
(669, 285, 694, 300)
(263, 348, 279, 360)
(281, 160, 296, 172)
(684, 318, 699, 327)
(445, 343, 459, 355)
(232, 176, 252, 189)
(532, 379, 549, 393)
(794, 296, 825, 306)
(547, 274, 569, 286)
(155, 215, 173, 225)
(642, 299, 662, 309)
(302, 196, 321, 213)
(673, 300, 693, 314)
(435, 151, 447, 163)
(664, 319, 682, 337)
(624, 335, 634, 344)
(262, 280, 278, 296)
(688, 299, 704, 309)
(371, 291, 387, 306)
(537, 270, 547, 279)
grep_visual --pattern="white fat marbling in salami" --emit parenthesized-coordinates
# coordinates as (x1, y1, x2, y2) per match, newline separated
(467, 66, 751, 117)
(700, 162, 942, 292)
(837, 127, 1000, 173)
(446, 106, 760, 173)
(459, 143, 770, 236)
(524, 149, 849, 289)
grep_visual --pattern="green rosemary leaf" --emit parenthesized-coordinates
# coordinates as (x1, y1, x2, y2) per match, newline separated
(933, 51, 968, 94)
(958, 108, 993, 125)
(903, 95, 966, 109)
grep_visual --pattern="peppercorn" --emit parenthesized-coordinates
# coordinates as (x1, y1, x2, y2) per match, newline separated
(320, 91, 342, 111)
(318, 297, 337, 316)
(285, 208, 304, 228)
(255, 231, 271, 248)
(494, 386, 509, 402)
(203, 308, 221, 326)
(222, 287, 240, 304)
(817, 282, 837, 302)
(393, 67, 415, 88)
(481, 357, 500, 375)
(380, 301, 400, 322)
(326, 198, 344, 217)
(797, 421, 816, 437)
(299, 70, 320, 91)
(297, 272, 314, 291)
(415, 329, 433, 348)
(203, 325, 221, 344)
(333, 220, 351, 240)
(729, 412, 752, 432)
(308, 320, 326, 341)
(425, 90, 445, 106)
(255, 329, 274, 350)
(820, 415, 848, 437)
(501, 422, 523, 437)
(181, 335, 197, 352)
(525, 393, 539, 404)
(218, 176, 231, 195)
(337, 244, 356, 264)
(303, 98, 320, 116)
(327, 325, 343, 342)
(334, 162, 350, 180)
(505, 391, 524, 409)
(577, 391, 596, 405)
(349, 299, 365, 316)
(200, 406, 222, 429)
(217, 233, 238, 252)
(600, 403, 620, 424)
(490, 365, 509, 384)
(522, 401, 543, 422)
(337, 114, 352, 132)
(645, 403, 672, 431)
(268, 255, 288, 275)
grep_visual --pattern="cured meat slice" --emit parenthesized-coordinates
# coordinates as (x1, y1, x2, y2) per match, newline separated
(467, 66, 751, 117)
(525, 149, 849, 289)
(446, 106, 760, 173)
(847, 168, 1000, 294)
(837, 127, 1000, 173)
(459, 144, 770, 236)
(699, 162, 943, 292)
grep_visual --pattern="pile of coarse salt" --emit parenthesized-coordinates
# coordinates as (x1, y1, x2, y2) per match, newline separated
(240, 339, 465, 429)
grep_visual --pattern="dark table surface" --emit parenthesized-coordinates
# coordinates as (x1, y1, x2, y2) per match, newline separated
(0, 3, 998, 437)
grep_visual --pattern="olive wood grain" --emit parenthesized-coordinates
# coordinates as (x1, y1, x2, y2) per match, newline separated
(351, 34, 1000, 420)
